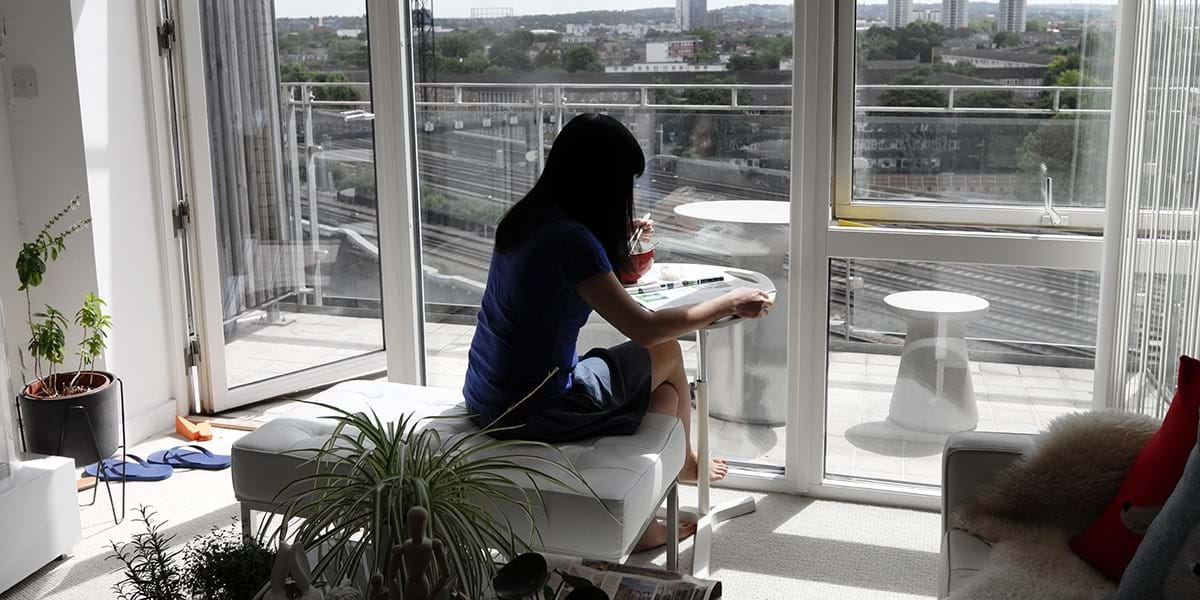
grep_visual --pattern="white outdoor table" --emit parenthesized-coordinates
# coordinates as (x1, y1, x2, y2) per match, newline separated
(674, 200, 789, 225)
(628, 262, 774, 578)
(884, 291, 990, 434)
(673, 200, 789, 426)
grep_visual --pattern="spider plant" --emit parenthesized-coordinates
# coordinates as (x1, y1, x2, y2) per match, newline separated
(273, 370, 608, 598)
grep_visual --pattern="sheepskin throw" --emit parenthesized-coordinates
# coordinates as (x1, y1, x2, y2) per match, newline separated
(947, 411, 1161, 600)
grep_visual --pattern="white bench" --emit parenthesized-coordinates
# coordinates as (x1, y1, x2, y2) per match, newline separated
(230, 380, 685, 568)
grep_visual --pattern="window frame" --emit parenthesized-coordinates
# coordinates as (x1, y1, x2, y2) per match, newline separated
(788, 0, 1114, 508)
(168, 0, 424, 413)
(831, 0, 1113, 231)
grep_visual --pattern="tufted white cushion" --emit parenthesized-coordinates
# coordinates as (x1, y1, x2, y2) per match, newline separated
(231, 380, 685, 560)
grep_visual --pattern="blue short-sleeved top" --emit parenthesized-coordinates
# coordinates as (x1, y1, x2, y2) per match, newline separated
(463, 213, 613, 420)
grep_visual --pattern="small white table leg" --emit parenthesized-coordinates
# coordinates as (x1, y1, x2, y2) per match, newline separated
(697, 329, 711, 517)
(690, 327, 757, 579)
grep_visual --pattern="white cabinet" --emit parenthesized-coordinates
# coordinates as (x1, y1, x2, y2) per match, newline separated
(0, 454, 81, 593)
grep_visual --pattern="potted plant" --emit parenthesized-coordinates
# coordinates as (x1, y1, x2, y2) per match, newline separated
(14, 198, 118, 464)
(275, 372, 607, 599)
(109, 506, 277, 600)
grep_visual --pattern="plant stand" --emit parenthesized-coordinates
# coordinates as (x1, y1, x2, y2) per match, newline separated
(19, 378, 127, 525)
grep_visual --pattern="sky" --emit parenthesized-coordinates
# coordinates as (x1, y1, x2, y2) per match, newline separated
(277, 0, 1115, 21)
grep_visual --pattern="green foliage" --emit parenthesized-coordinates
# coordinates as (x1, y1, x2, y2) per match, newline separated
(277, 30, 368, 72)
(182, 524, 276, 600)
(75, 292, 112, 372)
(857, 22, 947, 62)
(738, 34, 791, 69)
(1017, 114, 1111, 206)
(437, 54, 491, 74)
(28, 307, 68, 373)
(327, 36, 369, 69)
(969, 18, 997, 34)
(280, 64, 361, 101)
(422, 190, 507, 225)
(489, 30, 537, 71)
(728, 53, 779, 71)
(878, 68, 947, 108)
(688, 28, 719, 62)
(276, 370, 605, 599)
(1027, 20, 1047, 33)
(436, 29, 493, 72)
(108, 506, 187, 600)
(993, 31, 1022, 48)
(956, 90, 1019, 109)
(1043, 53, 1081, 86)
(439, 31, 485, 59)
(562, 46, 603, 73)
(15, 197, 88, 292)
(14, 197, 111, 393)
(534, 48, 562, 70)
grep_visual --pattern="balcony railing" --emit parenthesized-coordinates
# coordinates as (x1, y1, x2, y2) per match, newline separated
(282, 80, 1112, 115)
(271, 80, 1109, 364)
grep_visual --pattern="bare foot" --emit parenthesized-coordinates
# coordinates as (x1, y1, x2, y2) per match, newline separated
(633, 518, 697, 552)
(679, 454, 729, 484)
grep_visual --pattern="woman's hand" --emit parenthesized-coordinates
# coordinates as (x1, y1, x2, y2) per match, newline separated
(724, 288, 774, 319)
(630, 217, 655, 242)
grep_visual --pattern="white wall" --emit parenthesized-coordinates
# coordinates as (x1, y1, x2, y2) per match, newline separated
(0, 0, 181, 448)
(71, 0, 179, 443)
(1, 0, 98, 370)
(0, 22, 21, 464)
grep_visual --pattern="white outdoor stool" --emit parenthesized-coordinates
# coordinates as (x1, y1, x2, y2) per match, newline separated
(884, 291, 989, 433)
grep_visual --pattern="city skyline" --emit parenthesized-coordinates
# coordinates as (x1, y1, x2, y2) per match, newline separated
(277, 0, 1114, 20)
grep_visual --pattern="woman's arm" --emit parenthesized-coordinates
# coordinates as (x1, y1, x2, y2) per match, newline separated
(576, 271, 773, 347)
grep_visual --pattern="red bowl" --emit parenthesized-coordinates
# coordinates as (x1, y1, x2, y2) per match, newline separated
(619, 248, 655, 285)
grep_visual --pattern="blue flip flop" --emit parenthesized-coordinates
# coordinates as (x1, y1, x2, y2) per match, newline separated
(83, 455, 173, 481)
(148, 445, 231, 470)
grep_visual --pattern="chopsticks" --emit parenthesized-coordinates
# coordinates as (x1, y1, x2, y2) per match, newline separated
(628, 212, 652, 252)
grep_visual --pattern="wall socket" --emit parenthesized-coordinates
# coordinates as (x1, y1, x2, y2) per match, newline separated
(11, 66, 36, 99)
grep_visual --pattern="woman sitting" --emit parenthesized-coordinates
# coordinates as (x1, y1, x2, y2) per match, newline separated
(463, 113, 773, 551)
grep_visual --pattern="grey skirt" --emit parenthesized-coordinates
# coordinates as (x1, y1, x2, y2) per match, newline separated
(479, 341, 653, 444)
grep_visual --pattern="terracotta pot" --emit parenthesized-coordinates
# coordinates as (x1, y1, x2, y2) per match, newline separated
(18, 371, 119, 465)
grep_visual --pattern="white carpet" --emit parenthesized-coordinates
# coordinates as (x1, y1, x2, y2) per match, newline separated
(632, 487, 941, 599)
(1, 427, 941, 600)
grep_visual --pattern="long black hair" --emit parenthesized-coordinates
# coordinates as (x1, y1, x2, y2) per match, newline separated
(494, 113, 646, 270)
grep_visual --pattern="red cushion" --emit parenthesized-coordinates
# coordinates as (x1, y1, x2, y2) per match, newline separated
(1069, 355, 1200, 581)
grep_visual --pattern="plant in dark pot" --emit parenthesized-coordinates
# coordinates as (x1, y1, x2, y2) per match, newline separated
(14, 197, 120, 466)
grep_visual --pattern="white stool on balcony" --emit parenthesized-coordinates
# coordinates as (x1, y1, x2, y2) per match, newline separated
(884, 291, 989, 434)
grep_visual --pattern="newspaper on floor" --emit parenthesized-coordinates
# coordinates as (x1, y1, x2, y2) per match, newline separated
(543, 555, 722, 600)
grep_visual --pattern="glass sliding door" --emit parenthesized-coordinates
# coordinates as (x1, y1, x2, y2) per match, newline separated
(807, 0, 1120, 496)
(180, 0, 386, 411)
(404, 2, 796, 474)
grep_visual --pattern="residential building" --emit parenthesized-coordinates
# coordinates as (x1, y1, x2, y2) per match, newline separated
(942, 0, 969, 29)
(645, 39, 699, 63)
(935, 47, 1056, 68)
(998, 0, 1028, 33)
(676, 0, 707, 31)
(604, 62, 728, 73)
(887, 0, 913, 28)
(913, 9, 942, 23)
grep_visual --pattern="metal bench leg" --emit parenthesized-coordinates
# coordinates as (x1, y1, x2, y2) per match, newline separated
(666, 482, 680, 573)
(241, 504, 253, 542)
